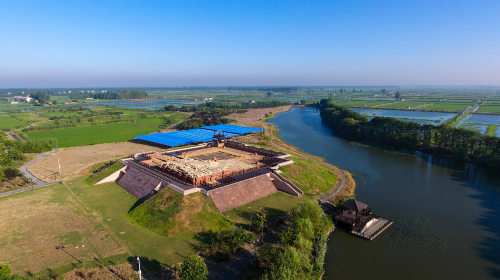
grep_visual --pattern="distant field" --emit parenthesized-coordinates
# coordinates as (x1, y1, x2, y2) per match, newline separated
(26, 122, 158, 147)
(333, 99, 387, 107)
(0, 114, 27, 130)
(383, 101, 424, 109)
(0, 178, 202, 277)
(424, 103, 470, 111)
(477, 105, 500, 113)
(8, 112, 46, 123)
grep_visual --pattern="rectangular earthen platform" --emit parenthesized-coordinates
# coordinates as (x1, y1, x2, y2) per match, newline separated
(110, 140, 303, 212)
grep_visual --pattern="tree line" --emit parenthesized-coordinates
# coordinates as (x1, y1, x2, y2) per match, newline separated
(164, 100, 290, 112)
(68, 90, 148, 100)
(318, 98, 500, 168)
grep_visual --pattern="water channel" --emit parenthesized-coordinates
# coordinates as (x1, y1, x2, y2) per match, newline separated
(268, 107, 500, 280)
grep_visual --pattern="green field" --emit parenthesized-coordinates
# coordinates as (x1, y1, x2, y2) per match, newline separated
(383, 101, 424, 109)
(477, 105, 500, 113)
(0, 178, 203, 277)
(0, 114, 28, 130)
(26, 122, 159, 147)
(424, 103, 470, 111)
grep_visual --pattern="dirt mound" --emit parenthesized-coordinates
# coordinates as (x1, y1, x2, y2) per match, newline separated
(128, 188, 231, 237)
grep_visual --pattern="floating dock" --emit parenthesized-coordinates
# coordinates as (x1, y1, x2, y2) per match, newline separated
(334, 199, 392, 240)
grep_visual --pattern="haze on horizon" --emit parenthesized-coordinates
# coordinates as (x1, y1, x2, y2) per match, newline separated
(1, 0, 499, 88)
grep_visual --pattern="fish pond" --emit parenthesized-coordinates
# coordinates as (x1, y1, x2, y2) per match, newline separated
(269, 107, 500, 280)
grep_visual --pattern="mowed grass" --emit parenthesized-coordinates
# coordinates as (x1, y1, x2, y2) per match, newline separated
(279, 153, 337, 196)
(224, 191, 308, 228)
(128, 188, 232, 237)
(0, 114, 28, 130)
(0, 178, 203, 276)
(26, 122, 159, 147)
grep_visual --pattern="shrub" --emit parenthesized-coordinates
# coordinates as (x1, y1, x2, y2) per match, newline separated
(178, 255, 208, 280)
(3, 168, 20, 180)
(210, 227, 254, 261)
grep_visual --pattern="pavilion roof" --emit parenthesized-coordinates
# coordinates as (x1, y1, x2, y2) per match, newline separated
(340, 199, 368, 212)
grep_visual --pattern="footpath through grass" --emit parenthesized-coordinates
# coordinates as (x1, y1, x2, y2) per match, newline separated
(26, 122, 159, 147)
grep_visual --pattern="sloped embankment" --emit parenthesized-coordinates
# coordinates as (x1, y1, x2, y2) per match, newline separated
(128, 187, 232, 237)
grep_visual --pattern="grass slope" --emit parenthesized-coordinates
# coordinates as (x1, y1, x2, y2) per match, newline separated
(84, 161, 125, 185)
(0, 114, 27, 130)
(128, 188, 232, 237)
(279, 153, 337, 196)
(26, 122, 158, 147)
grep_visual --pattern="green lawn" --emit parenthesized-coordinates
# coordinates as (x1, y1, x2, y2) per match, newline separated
(279, 153, 337, 196)
(26, 122, 159, 147)
(383, 101, 424, 109)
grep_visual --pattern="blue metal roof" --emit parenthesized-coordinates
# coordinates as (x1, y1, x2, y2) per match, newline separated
(135, 128, 239, 147)
(200, 124, 265, 134)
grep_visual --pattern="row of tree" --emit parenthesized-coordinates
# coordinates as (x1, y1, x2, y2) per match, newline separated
(318, 98, 500, 168)
(164, 100, 290, 112)
(68, 90, 148, 100)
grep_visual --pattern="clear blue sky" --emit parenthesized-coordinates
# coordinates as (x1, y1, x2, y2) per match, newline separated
(1, 0, 499, 87)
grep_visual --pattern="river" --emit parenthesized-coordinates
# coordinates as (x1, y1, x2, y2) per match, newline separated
(268, 107, 500, 280)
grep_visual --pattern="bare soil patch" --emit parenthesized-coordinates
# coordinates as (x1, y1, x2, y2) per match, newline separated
(227, 106, 292, 128)
(27, 142, 156, 182)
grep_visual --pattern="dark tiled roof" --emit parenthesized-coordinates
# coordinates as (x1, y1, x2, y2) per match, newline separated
(340, 199, 368, 211)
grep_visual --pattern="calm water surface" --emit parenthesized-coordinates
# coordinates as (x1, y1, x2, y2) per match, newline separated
(269, 107, 500, 280)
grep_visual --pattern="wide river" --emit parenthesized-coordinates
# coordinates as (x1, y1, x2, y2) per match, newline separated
(269, 107, 500, 280)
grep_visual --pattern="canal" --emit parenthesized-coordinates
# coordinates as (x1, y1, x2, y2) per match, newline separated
(268, 107, 500, 280)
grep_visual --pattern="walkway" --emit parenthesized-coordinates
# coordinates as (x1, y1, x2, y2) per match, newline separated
(0, 148, 60, 198)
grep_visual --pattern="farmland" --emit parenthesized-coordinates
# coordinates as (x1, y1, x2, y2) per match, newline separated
(25, 122, 159, 147)
(0, 114, 29, 130)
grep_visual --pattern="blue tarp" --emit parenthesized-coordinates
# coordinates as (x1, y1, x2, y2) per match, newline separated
(135, 128, 239, 147)
(201, 124, 265, 134)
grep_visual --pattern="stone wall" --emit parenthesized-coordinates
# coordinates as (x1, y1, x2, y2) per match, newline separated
(208, 174, 278, 212)
(116, 165, 161, 200)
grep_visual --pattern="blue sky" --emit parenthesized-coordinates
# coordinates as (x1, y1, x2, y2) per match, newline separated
(0, 0, 499, 87)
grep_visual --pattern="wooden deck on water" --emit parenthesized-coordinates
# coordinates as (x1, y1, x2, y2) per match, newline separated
(350, 218, 393, 240)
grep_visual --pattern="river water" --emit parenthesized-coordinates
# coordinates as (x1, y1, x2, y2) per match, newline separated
(268, 107, 500, 280)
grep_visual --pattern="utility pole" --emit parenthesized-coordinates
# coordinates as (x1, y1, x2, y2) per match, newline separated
(58, 159, 61, 176)
(137, 256, 142, 280)
(76, 244, 84, 263)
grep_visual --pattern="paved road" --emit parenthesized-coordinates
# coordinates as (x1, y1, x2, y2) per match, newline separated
(0, 148, 60, 198)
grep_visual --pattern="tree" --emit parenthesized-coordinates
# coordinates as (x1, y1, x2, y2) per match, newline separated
(0, 170, 5, 182)
(266, 92, 272, 96)
(251, 206, 267, 232)
(178, 255, 208, 280)
(395, 91, 402, 100)
(381, 88, 387, 94)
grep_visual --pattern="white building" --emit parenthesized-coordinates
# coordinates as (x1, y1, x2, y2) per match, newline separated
(13, 96, 32, 103)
